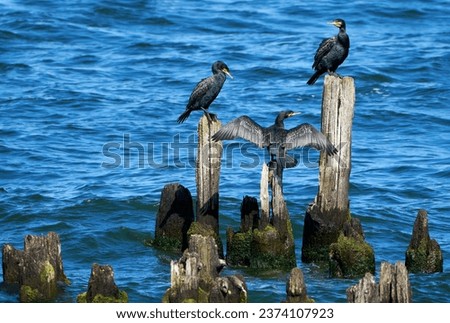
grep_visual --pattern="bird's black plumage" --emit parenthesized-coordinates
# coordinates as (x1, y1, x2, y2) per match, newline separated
(212, 110, 337, 172)
(307, 19, 350, 85)
(177, 61, 232, 123)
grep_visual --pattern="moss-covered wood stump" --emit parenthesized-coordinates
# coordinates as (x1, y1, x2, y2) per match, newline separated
(226, 173, 296, 270)
(77, 263, 128, 303)
(2, 232, 69, 302)
(153, 183, 194, 251)
(251, 224, 296, 269)
(302, 203, 348, 262)
(329, 219, 375, 278)
(226, 228, 252, 267)
(302, 76, 356, 263)
(405, 209, 443, 273)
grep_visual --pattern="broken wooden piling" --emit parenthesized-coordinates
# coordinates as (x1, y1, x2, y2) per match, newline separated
(285, 267, 313, 303)
(153, 183, 194, 251)
(163, 234, 247, 303)
(405, 209, 443, 273)
(196, 115, 223, 234)
(2, 232, 69, 302)
(226, 164, 296, 269)
(301, 75, 374, 277)
(77, 263, 128, 303)
(346, 261, 412, 303)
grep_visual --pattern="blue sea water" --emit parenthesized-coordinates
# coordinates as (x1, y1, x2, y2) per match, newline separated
(1, 0, 450, 303)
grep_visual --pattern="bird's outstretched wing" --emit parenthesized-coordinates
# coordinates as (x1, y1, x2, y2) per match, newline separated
(212, 116, 265, 148)
(285, 123, 337, 156)
(312, 36, 336, 69)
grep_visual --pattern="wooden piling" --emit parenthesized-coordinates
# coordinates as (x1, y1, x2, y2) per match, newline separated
(259, 163, 270, 229)
(77, 264, 128, 303)
(250, 168, 296, 269)
(226, 164, 296, 269)
(271, 174, 290, 239)
(317, 75, 355, 215)
(345, 272, 379, 303)
(153, 183, 194, 251)
(302, 75, 374, 274)
(302, 75, 357, 263)
(240, 195, 259, 232)
(196, 115, 223, 234)
(405, 209, 443, 273)
(346, 261, 412, 303)
(2, 232, 69, 302)
(164, 234, 247, 303)
(285, 267, 312, 303)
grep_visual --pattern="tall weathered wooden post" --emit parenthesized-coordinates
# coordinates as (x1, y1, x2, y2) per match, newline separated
(196, 115, 223, 234)
(302, 75, 374, 277)
(302, 75, 354, 262)
(316, 76, 354, 216)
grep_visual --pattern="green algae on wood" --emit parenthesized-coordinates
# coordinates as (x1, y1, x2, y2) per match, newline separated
(226, 228, 252, 267)
(77, 263, 128, 303)
(251, 224, 296, 270)
(77, 290, 128, 303)
(405, 209, 443, 273)
(20, 285, 42, 303)
(2, 232, 69, 302)
(329, 234, 375, 278)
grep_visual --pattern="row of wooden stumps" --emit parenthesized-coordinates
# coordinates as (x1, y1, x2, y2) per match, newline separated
(2, 232, 127, 302)
(0, 208, 440, 302)
(153, 75, 443, 303)
(348, 215, 443, 303)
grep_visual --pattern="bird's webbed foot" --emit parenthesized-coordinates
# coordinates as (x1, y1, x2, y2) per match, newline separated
(208, 112, 218, 122)
(328, 71, 343, 79)
(201, 109, 217, 123)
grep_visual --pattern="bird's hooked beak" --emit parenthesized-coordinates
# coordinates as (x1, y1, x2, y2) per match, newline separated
(222, 68, 233, 79)
(288, 111, 301, 118)
(328, 20, 342, 28)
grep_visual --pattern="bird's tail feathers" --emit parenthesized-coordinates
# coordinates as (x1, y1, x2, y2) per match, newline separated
(307, 70, 322, 85)
(177, 109, 192, 123)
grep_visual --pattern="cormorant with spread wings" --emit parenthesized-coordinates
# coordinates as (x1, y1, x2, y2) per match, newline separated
(212, 110, 337, 179)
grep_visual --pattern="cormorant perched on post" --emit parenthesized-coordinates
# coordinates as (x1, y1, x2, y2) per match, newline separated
(212, 110, 337, 179)
(177, 61, 233, 123)
(307, 19, 350, 85)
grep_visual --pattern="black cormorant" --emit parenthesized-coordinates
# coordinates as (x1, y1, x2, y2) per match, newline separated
(307, 19, 350, 85)
(212, 110, 337, 174)
(177, 61, 233, 123)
